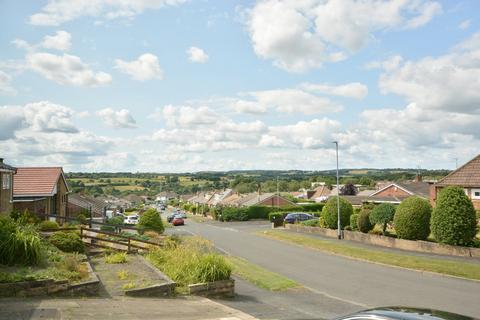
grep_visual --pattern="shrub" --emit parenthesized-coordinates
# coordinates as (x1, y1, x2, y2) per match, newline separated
(431, 186, 477, 246)
(318, 216, 327, 228)
(101, 216, 124, 231)
(49, 231, 84, 253)
(357, 209, 374, 233)
(369, 203, 396, 235)
(147, 237, 231, 287)
(246, 206, 276, 219)
(268, 211, 286, 222)
(321, 196, 353, 229)
(10, 209, 39, 225)
(76, 213, 87, 225)
(105, 252, 128, 264)
(350, 213, 359, 231)
(137, 209, 164, 234)
(300, 219, 319, 227)
(221, 207, 248, 221)
(0, 222, 42, 266)
(39, 220, 59, 231)
(393, 196, 431, 240)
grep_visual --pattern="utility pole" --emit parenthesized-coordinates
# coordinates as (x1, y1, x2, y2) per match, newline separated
(276, 176, 279, 209)
(333, 141, 341, 240)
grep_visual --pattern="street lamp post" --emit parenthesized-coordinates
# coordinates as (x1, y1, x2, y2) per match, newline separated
(333, 141, 341, 239)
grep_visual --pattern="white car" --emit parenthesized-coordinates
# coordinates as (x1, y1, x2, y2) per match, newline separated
(124, 215, 139, 225)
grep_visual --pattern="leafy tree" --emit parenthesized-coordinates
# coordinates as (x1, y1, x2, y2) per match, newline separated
(321, 196, 353, 229)
(431, 186, 477, 246)
(340, 183, 358, 196)
(138, 208, 164, 234)
(393, 196, 431, 240)
(369, 203, 396, 235)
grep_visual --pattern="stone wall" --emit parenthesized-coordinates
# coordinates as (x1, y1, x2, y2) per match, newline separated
(0, 261, 100, 297)
(188, 279, 234, 297)
(285, 224, 480, 258)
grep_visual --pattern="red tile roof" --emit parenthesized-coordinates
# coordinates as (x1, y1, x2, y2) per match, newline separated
(435, 154, 480, 187)
(13, 167, 64, 197)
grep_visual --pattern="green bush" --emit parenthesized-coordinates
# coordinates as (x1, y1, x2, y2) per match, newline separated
(268, 211, 286, 222)
(221, 207, 248, 221)
(298, 203, 324, 212)
(369, 203, 396, 235)
(321, 196, 353, 229)
(137, 208, 164, 234)
(10, 209, 39, 225)
(357, 209, 374, 233)
(393, 196, 432, 240)
(246, 206, 276, 219)
(49, 231, 84, 253)
(350, 214, 359, 231)
(431, 186, 477, 246)
(39, 220, 59, 231)
(76, 213, 87, 225)
(0, 221, 42, 266)
(147, 237, 231, 287)
(300, 219, 319, 227)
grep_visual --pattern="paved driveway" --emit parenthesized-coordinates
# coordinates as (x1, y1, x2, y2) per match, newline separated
(167, 216, 480, 319)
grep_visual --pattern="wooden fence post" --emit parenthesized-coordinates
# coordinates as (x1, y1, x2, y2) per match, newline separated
(127, 238, 131, 253)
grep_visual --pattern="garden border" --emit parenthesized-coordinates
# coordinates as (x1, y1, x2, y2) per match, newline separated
(188, 279, 235, 297)
(284, 224, 480, 258)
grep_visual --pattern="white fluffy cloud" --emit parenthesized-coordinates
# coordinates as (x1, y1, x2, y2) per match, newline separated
(246, 0, 441, 72)
(30, 0, 187, 26)
(97, 108, 137, 129)
(24, 101, 79, 133)
(27, 52, 112, 87)
(115, 53, 163, 81)
(0, 70, 16, 95)
(0, 106, 24, 140)
(41, 30, 71, 51)
(187, 47, 209, 63)
(300, 82, 368, 99)
(377, 31, 480, 114)
(234, 88, 342, 115)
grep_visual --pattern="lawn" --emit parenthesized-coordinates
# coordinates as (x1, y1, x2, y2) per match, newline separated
(226, 256, 300, 291)
(258, 230, 480, 281)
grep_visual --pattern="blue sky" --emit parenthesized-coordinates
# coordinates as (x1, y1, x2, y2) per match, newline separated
(0, 0, 479, 172)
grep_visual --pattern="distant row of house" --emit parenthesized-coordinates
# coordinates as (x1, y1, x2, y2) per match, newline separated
(184, 154, 480, 210)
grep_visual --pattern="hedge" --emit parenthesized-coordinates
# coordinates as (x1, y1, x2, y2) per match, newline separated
(393, 196, 431, 240)
(350, 214, 359, 231)
(357, 209, 373, 233)
(431, 186, 477, 246)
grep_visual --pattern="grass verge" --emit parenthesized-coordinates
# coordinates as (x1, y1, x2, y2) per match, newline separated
(226, 256, 300, 291)
(258, 230, 480, 281)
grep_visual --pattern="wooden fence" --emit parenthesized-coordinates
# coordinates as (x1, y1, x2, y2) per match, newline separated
(80, 227, 164, 253)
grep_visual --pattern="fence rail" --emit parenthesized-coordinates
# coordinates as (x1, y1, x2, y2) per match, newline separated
(80, 227, 163, 253)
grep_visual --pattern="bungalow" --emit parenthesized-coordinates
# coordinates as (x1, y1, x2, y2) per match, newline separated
(368, 175, 430, 203)
(232, 192, 296, 208)
(13, 167, 70, 221)
(68, 193, 107, 219)
(431, 154, 480, 209)
(0, 158, 16, 214)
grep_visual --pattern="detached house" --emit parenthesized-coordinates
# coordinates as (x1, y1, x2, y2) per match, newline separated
(13, 167, 70, 220)
(431, 154, 480, 209)
(0, 158, 16, 214)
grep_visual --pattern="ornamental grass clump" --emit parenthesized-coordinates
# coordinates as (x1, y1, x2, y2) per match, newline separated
(147, 236, 231, 287)
(0, 218, 42, 266)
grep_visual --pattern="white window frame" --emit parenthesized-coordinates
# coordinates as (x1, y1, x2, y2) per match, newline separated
(471, 188, 480, 200)
(2, 174, 10, 190)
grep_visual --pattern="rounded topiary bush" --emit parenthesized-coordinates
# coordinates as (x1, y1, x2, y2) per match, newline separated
(138, 209, 164, 234)
(357, 209, 374, 233)
(369, 203, 396, 235)
(431, 186, 477, 246)
(50, 231, 84, 253)
(350, 214, 359, 231)
(393, 196, 432, 240)
(39, 220, 59, 231)
(321, 196, 353, 229)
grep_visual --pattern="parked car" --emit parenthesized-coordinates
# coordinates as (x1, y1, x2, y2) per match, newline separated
(124, 215, 139, 225)
(167, 213, 179, 223)
(283, 212, 315, 224)
(335, 307, 475, 320)
(172, 216, 184, 226)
